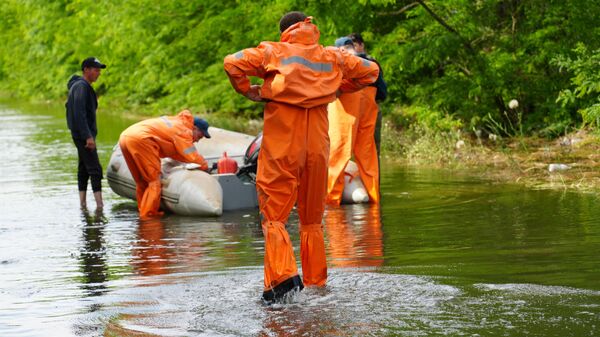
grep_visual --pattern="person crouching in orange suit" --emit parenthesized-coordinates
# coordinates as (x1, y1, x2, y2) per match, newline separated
(223, 11, 379, 303)
(119, 110, 210, 218)
(327, 37, 381, 206)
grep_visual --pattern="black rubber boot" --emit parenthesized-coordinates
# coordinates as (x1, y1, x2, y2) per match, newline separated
(262, 275, 304, 304)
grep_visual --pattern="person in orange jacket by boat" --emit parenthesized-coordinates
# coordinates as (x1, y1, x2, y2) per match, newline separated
(119, 110, 210, 218)
(223, 11, 379, 303)
(326, 37, 381, 206)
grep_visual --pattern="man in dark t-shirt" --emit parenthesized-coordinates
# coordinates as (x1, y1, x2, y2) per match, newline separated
(65, 57, 106, 209)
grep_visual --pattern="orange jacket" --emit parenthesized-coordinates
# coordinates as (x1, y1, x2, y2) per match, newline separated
(223, 17, 380, 108)
(121, 110, 208, 170)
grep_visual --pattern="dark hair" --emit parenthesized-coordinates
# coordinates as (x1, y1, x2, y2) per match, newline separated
(279, 11, 307, 33)
(349, 32, 364, 45)
(343, 43, 355, 50)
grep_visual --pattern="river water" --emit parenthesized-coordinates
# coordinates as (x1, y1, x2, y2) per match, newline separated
(0, 101, 599, 336)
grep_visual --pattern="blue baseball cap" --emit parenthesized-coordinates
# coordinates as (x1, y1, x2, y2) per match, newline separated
(334, 36, 354, 48)
(193, 117, 211, 138)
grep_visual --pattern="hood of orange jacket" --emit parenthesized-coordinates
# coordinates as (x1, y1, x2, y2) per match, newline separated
(280, 17, 320, 45)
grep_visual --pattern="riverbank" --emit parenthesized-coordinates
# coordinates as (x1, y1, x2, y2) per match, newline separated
(481, 131, 600, 192)
(382, 123, 600, 192)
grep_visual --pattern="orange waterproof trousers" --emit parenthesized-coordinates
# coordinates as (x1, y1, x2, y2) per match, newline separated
(257, 102, 329, 291)
(119, 135, 163, 218)
(327, 86, 380, 205)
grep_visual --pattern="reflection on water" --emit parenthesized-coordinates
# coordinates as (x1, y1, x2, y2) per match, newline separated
(79, 209, 109, 297)
(133, 218, 173, 277)
(324, 204, 383, 268)
(1, 101, 599, 336)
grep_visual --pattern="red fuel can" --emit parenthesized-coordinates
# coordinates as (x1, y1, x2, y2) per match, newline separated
(217, 152, 238, 174)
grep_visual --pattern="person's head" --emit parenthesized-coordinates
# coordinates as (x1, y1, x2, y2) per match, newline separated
(279, 11, 306, 33)
(334, 36, 356, 54)
(193, 117, 211, 142)
(348, 33, 365, 54)
(81, 57, 106, 83)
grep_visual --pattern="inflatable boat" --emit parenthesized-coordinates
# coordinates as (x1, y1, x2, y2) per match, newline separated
(106, 127, 369, 216)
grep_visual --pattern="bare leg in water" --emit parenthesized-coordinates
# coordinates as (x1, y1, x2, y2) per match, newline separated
(79, 191, 87, 208)
(93, 191, 104, 209)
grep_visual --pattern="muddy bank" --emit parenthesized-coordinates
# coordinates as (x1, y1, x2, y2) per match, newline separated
(387, 128, 600, 192)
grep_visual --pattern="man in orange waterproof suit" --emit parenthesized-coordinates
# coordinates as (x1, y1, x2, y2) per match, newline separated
(327, 37, 381, 205)
(119, 110, 210, 218)
(223, 11, 379, 303)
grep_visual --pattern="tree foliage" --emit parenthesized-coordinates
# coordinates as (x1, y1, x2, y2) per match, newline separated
(0, 0, 599, 134)
(553, 44, 600, 128)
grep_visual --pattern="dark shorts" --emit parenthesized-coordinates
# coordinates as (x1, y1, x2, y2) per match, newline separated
(73, 138, 103, 192)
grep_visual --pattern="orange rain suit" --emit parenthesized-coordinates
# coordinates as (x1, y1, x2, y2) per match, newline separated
(223, 17, 379, 292)
(119, 110, 208, 218)
(327, 85, 380, 205)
